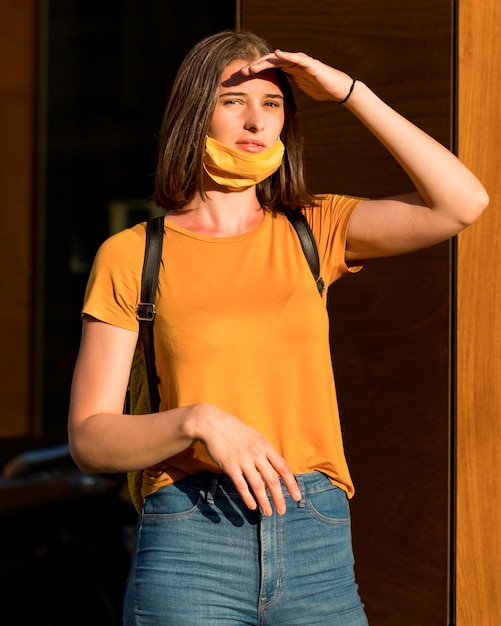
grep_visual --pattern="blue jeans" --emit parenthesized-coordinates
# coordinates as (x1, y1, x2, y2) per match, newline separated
(124, 471, 368, 625)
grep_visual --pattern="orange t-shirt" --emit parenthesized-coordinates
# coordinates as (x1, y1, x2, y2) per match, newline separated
(83, 194, 363, 498)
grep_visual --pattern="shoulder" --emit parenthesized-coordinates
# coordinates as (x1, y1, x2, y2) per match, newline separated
(87, 222, 149, 296)
(293, 195, 365, 282)
(83, 223, 149, 330)
(96, 222, 146, 258)
(302, 193, 364, 219)
(299, 194, 364, 237)
(90, 222, 147, 277)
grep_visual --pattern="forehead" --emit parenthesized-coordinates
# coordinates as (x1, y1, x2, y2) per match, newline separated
(219, 59, 283, 93)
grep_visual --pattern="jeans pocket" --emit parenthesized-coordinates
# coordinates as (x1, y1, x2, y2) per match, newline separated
(305, 485, 351, 524)
(142, 483, 202, 520)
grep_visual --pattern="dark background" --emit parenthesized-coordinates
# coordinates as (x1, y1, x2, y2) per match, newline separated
(0, 4, 235, 624)
(39, 0, 236, 436)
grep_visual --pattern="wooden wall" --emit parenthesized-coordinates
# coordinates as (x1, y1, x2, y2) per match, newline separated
(0, 0, 36, 437)
(241, 1, 453, 623)
(456, 0, 501, 622)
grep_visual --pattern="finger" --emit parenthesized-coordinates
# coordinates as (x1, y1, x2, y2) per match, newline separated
(280, 467, 302, 502)
(230, 472, 259, 512)
(244, 468, 274, 516)
(274, 49, 315, 69)
(266, 450, 302, 503)
(241, 56, 277, 75)
(259, 469, 287, 515)
(242, 53, 296, 76)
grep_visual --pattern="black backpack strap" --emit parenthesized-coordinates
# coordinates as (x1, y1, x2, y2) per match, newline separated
(136, 215, 164, 412)
(134, 210, 320, 414)
(285, 210, 325, 296)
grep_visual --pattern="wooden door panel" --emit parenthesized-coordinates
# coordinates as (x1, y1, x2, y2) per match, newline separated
(241, 2, 453, 623)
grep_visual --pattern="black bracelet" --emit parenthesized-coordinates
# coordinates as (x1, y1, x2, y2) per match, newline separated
(338, 76, 357, 104)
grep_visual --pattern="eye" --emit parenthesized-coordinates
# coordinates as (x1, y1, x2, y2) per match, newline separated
(264, 100, 283, 109)
(222, 98, 243, 106)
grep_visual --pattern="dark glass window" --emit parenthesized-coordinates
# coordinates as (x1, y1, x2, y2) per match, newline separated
(38, 0, 235, 435)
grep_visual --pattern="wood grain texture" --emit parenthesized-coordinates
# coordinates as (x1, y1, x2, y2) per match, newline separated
(242, 0, 452, 198)
(241, 1, 453, 623)
(0, 0, 36, 436)
(456, 0, 501, 622)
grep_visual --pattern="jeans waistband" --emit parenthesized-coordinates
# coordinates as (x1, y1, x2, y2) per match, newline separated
(175, 470, 337, 504)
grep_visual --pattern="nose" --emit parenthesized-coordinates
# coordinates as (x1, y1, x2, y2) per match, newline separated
(244, 104, 265, 132)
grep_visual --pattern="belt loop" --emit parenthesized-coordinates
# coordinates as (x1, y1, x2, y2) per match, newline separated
(205, 475, 220, 504)
(295, 474, 306, 508)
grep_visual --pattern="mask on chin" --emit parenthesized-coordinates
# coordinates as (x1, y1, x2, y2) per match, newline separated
(203, 136, 285, 191)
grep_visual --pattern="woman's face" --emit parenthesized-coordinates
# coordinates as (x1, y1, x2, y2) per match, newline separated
(208, 59, 285, 153)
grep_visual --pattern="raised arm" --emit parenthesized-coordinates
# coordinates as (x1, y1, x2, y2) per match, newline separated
(242, 50, 489, 260)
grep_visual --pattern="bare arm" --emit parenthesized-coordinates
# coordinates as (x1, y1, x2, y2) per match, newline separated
(243, 51, 489, 260)
(67, 317, 196, 473)
(68, 316, 300, 514)
(343, 82, 488, 260)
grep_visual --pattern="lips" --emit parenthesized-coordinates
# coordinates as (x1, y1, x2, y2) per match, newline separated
(236, 140, 266, 153)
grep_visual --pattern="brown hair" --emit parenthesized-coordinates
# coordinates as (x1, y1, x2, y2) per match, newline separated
(152, 29, 316, 213)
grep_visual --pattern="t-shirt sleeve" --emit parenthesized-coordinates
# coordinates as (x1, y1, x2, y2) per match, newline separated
(303, 194, 365, 285)
(82, 224, 147, 331)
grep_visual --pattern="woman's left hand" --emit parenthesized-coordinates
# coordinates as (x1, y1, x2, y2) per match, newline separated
(241, 49, 353, 103)
(242, 49, 488, 260)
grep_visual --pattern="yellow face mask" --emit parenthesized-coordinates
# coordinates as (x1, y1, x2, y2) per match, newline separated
(203, 136, 285, 191)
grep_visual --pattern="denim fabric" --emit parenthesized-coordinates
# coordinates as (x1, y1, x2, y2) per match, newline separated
(123, 471, 368, 625)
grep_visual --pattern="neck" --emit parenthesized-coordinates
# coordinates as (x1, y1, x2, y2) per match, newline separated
(166, 187, 264, 237)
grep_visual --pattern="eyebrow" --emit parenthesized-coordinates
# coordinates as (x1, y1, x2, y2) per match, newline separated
(218, 91, 284, 100)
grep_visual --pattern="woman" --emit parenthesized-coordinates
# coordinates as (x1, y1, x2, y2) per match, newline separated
(68, 30, 488, 625)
